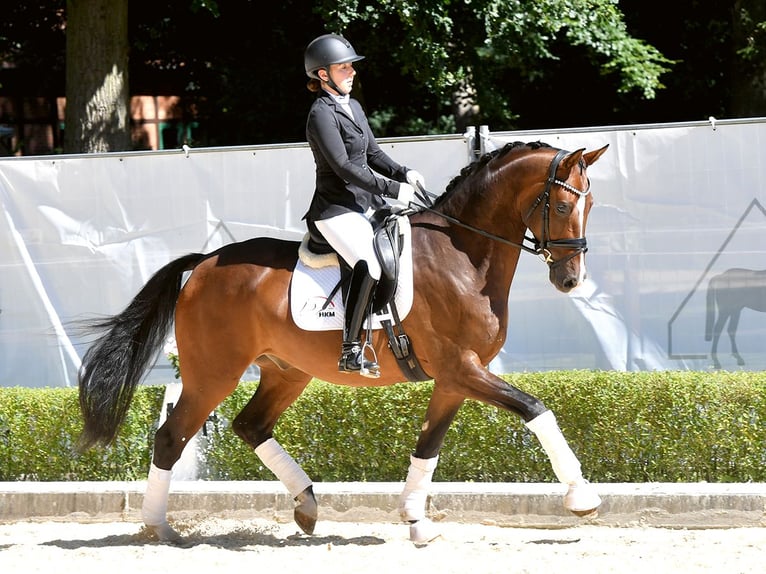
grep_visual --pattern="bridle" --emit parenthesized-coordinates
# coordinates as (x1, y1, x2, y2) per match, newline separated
(410, 148, 591, 268)
(524, 148, 591, 268)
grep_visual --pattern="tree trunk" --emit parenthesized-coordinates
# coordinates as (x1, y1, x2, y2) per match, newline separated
(731, 0, 766, 117)
(64, 0, 129, 153)
(452, 77, 479, 134)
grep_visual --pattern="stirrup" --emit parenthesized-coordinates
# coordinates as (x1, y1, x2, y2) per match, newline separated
(338, 342, 380, 378)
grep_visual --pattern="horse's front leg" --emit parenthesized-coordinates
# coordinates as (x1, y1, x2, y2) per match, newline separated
(447, 354, 601, 516)
(525, 410, 601, 515)
(710, 315, 727, 369)
(399, 387, 465, 543)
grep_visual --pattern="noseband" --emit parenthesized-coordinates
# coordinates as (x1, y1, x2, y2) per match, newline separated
(524, 149, 590, 268)
(411, 148, 590, 268)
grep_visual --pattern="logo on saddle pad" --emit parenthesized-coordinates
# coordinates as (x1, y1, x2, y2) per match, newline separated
(290, 217, 414, 331)
(300, 296, 337, 319)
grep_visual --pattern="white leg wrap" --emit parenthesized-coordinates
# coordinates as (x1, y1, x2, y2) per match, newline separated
(398, 454, 439, 522)
(525, 410, 582, 484)
(141, 463, 172, 526)
(526, 410, 601, 512)
(255, 438, 312, 498)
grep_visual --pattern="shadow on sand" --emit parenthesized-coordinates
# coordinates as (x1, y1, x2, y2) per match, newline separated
(41, 521, 386, 551)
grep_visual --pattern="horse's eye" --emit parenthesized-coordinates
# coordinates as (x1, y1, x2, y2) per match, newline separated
(555, 202, 571, 216)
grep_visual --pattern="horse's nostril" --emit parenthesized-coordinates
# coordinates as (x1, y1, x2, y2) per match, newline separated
(563, 277, 578, 290)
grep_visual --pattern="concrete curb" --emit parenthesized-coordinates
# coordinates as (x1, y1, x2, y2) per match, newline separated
(2, 481, 765, 528)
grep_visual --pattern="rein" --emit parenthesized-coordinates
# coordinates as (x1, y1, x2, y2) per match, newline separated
(409, 149, 590, 268)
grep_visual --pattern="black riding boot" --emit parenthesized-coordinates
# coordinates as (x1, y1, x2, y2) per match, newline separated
(339, 261, 380, 378)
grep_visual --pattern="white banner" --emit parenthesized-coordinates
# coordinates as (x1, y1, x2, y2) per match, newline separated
(0, 136, 466, 386)
(485, 118, 766, 372)
(1, 120, 765, 387)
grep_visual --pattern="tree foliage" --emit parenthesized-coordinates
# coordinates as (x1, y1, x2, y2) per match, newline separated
(731, 0, 766, 116)
(126, 0, 326, 146)
(1, 0, 765, 152)
(315, 0, 672, 130)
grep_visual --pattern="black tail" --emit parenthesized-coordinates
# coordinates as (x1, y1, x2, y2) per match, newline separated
(77, 253, 205, 450)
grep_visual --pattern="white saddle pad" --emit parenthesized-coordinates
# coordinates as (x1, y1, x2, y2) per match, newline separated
(290, 217, 414, 331)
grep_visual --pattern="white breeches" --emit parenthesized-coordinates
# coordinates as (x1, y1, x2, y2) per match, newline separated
(314, 210, 382, 280)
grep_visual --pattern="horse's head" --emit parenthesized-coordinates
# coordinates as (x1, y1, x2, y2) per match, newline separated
(523, 144, 609, 293)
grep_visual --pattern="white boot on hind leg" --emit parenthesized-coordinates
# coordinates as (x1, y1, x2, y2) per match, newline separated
(255, 438, 315, 534)
(525, 410, 601, 514)
(141, 463, 183, 543)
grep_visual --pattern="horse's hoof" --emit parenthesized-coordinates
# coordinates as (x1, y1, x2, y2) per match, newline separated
(294, 486, 318, 535)
(146, 522, 184, 544)
(571, 508, 599, 518)
(408, 518, 441, 544)
(564, 481, 601, 515)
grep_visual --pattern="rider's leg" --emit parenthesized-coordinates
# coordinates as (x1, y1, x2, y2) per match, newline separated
(338, 260, 379, 376)
(315, 212, 381, 378)
(314, 211, 382, 280)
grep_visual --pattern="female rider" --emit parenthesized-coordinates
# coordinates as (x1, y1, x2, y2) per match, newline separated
(303, 33, 425, 378)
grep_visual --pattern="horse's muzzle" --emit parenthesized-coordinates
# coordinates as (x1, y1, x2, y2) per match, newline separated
(549, 255, 586, 293)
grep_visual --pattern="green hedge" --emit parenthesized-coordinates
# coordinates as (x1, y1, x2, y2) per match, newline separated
(2, 371, 765, 482)
(0, 386, 164, 480)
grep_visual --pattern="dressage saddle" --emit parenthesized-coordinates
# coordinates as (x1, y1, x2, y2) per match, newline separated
(306, 208, 430, 382)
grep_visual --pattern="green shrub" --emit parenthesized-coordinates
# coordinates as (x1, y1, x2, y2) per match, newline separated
(513, 370, 766, 483)
(2, 371, 766, 483)
(202, 381, 433, 481)
(0, 385, 163, 480)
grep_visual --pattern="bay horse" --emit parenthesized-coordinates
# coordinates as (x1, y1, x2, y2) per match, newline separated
(706, 268, 766, 369)
(78, 140, 609, 543)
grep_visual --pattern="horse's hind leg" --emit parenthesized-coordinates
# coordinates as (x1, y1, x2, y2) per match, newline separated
(231, 365, 316, 534)
(143, 377, 237, 542)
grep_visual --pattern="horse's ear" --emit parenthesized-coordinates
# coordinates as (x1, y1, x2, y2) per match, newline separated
(561, 148, 586, 171)
(583, 144, 609, 167)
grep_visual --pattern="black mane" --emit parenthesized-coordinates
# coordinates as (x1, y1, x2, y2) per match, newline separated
(433, 140, 552, 208)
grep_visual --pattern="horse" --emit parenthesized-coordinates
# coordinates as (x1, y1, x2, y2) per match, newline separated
(705, 268, 766, 369)
(77, 140, 609, 544)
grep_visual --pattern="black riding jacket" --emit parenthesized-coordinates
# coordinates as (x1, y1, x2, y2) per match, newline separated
(304, 91, 409, 224)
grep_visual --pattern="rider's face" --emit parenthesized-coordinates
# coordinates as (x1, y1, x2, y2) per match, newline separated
(323, 62, 356, 95)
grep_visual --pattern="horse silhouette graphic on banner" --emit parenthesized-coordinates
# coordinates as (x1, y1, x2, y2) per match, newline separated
(706, 268, 766, 369)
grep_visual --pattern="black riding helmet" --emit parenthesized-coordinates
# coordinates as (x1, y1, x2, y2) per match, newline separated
(304, 34, 365, 80)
